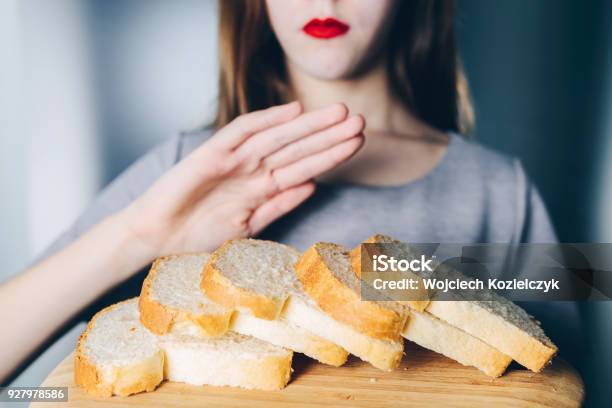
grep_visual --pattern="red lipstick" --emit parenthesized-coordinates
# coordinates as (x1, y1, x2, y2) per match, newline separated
(303, 18, 350, 39)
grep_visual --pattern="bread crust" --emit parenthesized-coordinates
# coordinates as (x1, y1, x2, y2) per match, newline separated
(359, 340, 404, 371)
(74, 351, 111, 397)
(201, 241, 287, 320)
(295, 243, 406, 341)
(139, 256, 233, 336)
(74, 300, 164, 397)
(238, 353, 294, 390)
(301, 338, 349, 367)
(350, 235, 430, 311)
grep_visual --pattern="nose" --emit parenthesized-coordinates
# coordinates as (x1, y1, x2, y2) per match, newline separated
(314, 0, 339, 16)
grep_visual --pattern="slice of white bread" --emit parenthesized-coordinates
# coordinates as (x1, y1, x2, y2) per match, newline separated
(425, 294, 557, 372)
(355, 234, 557, 372)
(75, 298, 293, 396)
(230, 310, 348, 367)
(141, 253, 347, 366)
(290, 242, 404, 370)
(140, 254, 233, 336)
(202, 239, 299, 320)
(402, 310, 512, 377)
(160, 327, 293, 391)
(296, 242, 408, 340)
(350, 237, 512, 377)
(75, 299, 163, 397)
(283, 294, 405, 371)
(202, 239, 402, 370)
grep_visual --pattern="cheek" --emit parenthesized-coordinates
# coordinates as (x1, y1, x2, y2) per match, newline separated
(347, 0, 397, 45)
(265, 0, 299, 41)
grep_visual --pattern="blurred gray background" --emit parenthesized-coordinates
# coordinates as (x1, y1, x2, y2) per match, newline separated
(0, 0, 611, 405)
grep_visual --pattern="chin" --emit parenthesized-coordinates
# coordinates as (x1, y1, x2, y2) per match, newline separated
(290, 52, 358, 80)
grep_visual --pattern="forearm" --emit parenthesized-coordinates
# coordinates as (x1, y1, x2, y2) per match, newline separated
(0, 211, 154, 382)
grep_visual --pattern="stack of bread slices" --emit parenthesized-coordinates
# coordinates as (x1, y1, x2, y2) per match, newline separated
(75, 235, 557, 397)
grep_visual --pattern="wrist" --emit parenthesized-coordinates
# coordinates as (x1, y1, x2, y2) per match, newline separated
(105, 209, 158, 281)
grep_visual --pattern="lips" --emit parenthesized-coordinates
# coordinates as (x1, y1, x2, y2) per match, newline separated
(303, 18, 350, 39)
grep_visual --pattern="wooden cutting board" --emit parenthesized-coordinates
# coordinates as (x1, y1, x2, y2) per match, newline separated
(31, 343, 584, 408)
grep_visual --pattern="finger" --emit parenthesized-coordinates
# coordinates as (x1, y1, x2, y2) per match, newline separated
(210, 101, 303, 151)
(264, 114, 365, 170)
(249, 182, 316, 235)
(272, 135, 364, 190)
(234, 103, 348, 162)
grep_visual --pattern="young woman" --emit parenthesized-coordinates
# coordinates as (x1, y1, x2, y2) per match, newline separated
(0, 0, 574, 383)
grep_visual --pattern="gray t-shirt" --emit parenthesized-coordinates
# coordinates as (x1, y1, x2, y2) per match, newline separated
(35, 129, 581, 358)
(38, 130, 556, 260)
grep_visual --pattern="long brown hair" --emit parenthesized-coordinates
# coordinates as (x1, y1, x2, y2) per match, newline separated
(214, 0, 474, 135)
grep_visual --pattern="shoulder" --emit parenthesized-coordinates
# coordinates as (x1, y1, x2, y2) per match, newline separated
(176, 127, 216, 159)
(111, 127, 215, 196)
(447, 133, 528, 191)
(108, 126, 215, 190)
(450, 134, 522, 176)
(443, 133, 556, 242)
(123, 126, 214, 170)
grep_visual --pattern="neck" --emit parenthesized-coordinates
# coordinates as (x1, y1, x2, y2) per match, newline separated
(286, 59, 428, 136)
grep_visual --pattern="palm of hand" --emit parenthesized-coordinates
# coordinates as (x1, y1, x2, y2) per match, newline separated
(121, 102, 364, 256)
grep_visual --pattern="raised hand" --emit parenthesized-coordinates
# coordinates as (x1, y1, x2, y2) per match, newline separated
(119, 101, 365, 257)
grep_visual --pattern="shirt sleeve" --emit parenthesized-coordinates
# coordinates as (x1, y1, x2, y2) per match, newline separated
(30, 134, 182, 266)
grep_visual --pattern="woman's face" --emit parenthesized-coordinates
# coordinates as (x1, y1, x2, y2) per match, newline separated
(266, 0, 398, 80)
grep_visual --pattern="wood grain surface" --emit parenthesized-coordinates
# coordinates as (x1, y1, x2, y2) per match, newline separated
(31, 343, 584, 408)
